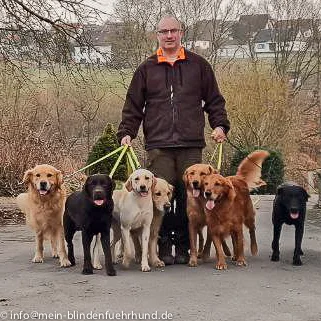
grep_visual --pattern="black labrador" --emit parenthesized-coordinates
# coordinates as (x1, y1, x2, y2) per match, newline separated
(271, 182, 310, 265)
(64, 174, 116, 276)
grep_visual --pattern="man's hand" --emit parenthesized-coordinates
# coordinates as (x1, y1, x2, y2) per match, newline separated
(121, 135, 132, 146)
(211, 127, 226, 143)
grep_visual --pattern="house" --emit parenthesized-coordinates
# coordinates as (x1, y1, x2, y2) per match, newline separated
(184, 19, 235, 53)
(73, 25, 112, 64)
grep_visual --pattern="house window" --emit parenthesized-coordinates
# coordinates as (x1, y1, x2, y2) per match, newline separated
(257, 43, 265, 49)
(269, 43, 276, 51)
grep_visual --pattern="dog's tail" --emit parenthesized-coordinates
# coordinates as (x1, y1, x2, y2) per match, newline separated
(236, 150, 270, 191)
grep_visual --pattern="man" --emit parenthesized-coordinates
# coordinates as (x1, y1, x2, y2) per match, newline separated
(117, 15, 230, 265)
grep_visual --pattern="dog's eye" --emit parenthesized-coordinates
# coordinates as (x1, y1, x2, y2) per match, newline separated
(200, 172, 206, 176)
(214, 182, 220, 186)
(134, 177, 139, 181)
(47, 174, 53, 178)
(145, 176, 150, 180)
(36, 173, 40, 177)
(155, 192, 161, 196)
(190, 171, 195, 175)
(204, 182, 208, 186)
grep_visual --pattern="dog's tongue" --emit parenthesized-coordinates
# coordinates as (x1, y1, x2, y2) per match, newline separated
(206, 200, 215, 210)
(192, 189, 200, 197)
(290, 212, 299, 219)
(140, 192, 148, 197)
(94, 199, 104, 206)
(39, 190, 48, 196)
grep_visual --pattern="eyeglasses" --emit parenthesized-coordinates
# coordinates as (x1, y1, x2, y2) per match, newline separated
(157, 28, 181, 35)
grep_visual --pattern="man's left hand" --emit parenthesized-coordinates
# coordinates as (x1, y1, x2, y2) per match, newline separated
(211, 127, 226, 143)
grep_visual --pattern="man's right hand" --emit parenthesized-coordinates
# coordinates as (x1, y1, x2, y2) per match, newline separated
(121, 135, 132, 146)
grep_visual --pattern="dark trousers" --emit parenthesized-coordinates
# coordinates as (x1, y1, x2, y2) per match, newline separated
(146, 148, 202, 253)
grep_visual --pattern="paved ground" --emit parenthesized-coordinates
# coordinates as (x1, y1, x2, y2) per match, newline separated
(0, 196, 321, 321)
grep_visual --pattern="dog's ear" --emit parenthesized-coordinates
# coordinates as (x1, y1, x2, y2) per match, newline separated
(182, 170, 189, 186)
(22, 169, 33, 185)
(151, 176, 157, 191)
(83, 176, 91, 195)
(168, 183, 174, 199)
(226, 179, 236, 202)
(56, 170, 63, 188)
(124, 176, 133, 192)
(304, 189, 310, 201)
(208, 165, 219, 175)
(277, 186, 284, 195)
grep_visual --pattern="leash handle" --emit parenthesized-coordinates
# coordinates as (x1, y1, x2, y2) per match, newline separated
(129, 146, 141, 169)
(126, 151, 137, 173)
(217, 143, 223, 172)
(109, 145, 129, 178)
(210, 142, 223, 172)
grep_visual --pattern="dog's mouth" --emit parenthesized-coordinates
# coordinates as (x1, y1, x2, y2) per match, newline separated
(205, 199, 216, 210)
(38, 188, 50, 196)
(93, 199, 105, 206)
(192, 188, 200, 198)
(290, 211, 299, 219)
(138, 191, 149, 197)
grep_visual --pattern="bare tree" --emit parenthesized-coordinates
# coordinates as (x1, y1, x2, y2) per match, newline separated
(0, 0, 105, 69)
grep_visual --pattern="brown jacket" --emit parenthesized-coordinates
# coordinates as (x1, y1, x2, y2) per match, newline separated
(117, 49, 230, 150)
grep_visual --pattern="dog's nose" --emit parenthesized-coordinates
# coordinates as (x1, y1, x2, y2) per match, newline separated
(140, 185, 146, 191)
(40, 181, 47, 190)
(290, 207, 298, 213)
(192, 180, 199, 188)
(204, 191, 212, 198)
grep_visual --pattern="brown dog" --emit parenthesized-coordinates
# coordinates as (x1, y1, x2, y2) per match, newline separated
(183, 163, 231, 267)
(16, 164, 71, 267)
(202, 150, 269, 270)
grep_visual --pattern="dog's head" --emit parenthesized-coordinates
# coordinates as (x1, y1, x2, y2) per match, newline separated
(202, 173, 236, 210)
(152, 177, 174, 213)
(84, 174, 115, 207)
(124, 169, 156, 197)
(23, 164, 63, 196)
(277, 183, 310, 220)
(183, 164, 218, 197)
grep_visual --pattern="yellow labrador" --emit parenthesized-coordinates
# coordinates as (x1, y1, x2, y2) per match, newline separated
(16, 164, 71, 267)
(92, 177, 173, 269)
(112, 169, 156, 272)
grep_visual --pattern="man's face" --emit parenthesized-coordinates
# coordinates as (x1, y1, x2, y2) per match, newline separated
(157, 17, 183, 52)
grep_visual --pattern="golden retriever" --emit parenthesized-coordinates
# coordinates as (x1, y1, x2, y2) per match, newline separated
(16, 164, 71, 267)
(202, 150, 269, 270)
(183, 163, 231, 267)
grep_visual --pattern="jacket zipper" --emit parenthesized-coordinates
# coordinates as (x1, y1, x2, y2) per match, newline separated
(171, 67, 175, 141)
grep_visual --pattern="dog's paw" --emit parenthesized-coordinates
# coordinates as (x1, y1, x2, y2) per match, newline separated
(107, 268, 117, 276)
(236, 259, 247, 267)
(60, 257, 72, 267)
(82, 267, 94, 275)
(122, 258, 130, 268)
(293, 257, 303, 266)
(93, 263, 103, 270)
(188, 258, 198, 267)
(52, 253, 59, 259)
(151, 259, 165, 268)
(141, 264, 151, 272)
(32, 256, 44, 263)
(271, 253, 280, 262)
(215, 262, 227, 270)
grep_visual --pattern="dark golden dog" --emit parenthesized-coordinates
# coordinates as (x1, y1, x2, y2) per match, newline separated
(183, 163, 231, 267)
(202, 150, 269, 270)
